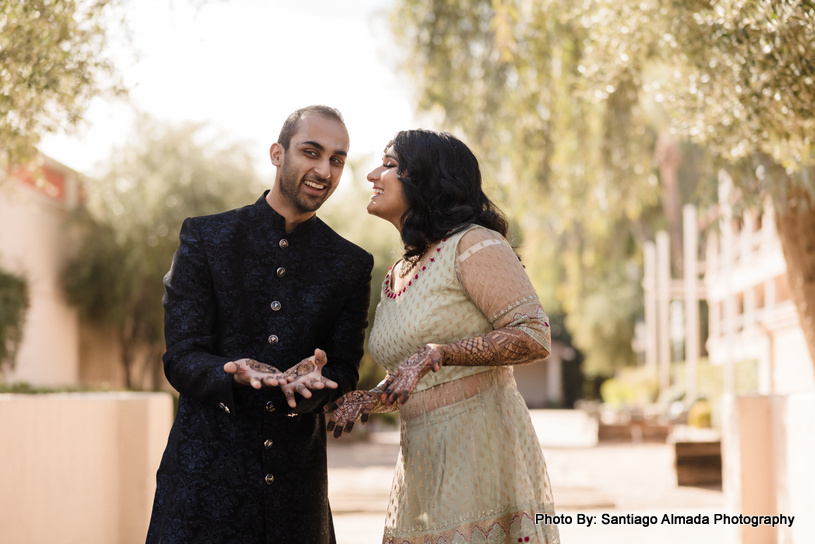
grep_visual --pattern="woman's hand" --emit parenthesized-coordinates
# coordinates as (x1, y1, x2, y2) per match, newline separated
(324, 390, 382, 438)
(380, 344, 443, 405)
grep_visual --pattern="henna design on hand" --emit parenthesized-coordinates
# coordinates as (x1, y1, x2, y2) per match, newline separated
(224, 358, 289, 389)
(247, 361, 285, 375)
(279, 349, 338, 408)
(325, 389, 397, 438)
(380, 328, 547, 404)
(283, 359, 316, 379)
(438, 327, 542, 366)
(380, 345, 442, 405)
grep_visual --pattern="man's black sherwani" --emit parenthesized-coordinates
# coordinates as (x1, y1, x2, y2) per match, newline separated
(146, 193, 373, 544)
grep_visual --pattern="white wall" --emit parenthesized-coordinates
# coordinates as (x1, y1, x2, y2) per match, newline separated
(722, 393, 815, 544)
(773, 328, 815, 394)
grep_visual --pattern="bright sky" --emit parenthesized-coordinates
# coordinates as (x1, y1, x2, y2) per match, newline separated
(39, 0, 421, 181)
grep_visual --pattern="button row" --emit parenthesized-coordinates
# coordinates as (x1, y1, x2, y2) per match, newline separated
(268, 240, 287, 353)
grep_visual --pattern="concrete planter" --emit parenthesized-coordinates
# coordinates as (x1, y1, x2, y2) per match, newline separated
(0, 392, 173, 544)
(722, 392, 815, 544)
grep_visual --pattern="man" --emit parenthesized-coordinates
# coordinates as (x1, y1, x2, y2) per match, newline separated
(146, 105, 373, 544)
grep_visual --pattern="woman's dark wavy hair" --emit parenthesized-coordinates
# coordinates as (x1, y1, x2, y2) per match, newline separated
(391, 129, 508, 259)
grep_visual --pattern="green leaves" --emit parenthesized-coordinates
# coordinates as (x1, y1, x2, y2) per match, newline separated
(579, 0, 815, 169)
(392, 0, 659, 374)
(62, 117, 263, 388)
(0, 267, 28, 372)
(392, 0, 815, 375)
(0, 0, 124, 167)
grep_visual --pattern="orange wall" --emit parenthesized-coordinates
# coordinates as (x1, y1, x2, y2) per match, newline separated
(1, 172, 82, 386)
(0, 392, 173, 544)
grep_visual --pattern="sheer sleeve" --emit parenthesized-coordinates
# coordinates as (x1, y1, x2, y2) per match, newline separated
(456, 227, 551, 352)
(433, 227, 550, 367)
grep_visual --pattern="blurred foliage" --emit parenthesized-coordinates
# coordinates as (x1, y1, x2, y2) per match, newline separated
(0, 0, 126, 168)
(600, 357, 758, 410)
(0, 381, 100, 394)
(670, 358, 758, 403)
(0, 266, 28, 375)
(578, 0, 815, 173)
(62, 116, 263, 389)
(391, 0, 815, 377)
(575, 0, 815, 365)
(687, 398, 713, 429)
(599, 365, 659, 407)
(391, 0, 665, 377)
(571, 268, 642, 376)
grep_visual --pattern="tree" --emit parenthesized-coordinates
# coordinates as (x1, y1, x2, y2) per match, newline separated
(390, 0, 666, 375)
(391, 0, 815, 374)
(63, 117, 263, 389)
(0, 0, 124, 168)
(576, 0, 815, 370)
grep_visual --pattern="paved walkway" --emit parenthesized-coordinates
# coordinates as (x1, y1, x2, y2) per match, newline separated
(326, 413, 729, 544)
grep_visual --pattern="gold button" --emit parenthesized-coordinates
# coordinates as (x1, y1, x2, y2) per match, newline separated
(270, 301, 281, 311)
(266, 401, 275, 412)
(279, 239, 289, 249)
(276, 267, 286, 278)
(265, 474, 274, 485)
(264, 439, 273, 449)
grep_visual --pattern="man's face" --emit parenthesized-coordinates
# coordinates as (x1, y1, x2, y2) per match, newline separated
(275, 113, 349, 214)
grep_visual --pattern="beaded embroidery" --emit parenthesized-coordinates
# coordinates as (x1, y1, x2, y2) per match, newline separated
(384, 238, 447, 299)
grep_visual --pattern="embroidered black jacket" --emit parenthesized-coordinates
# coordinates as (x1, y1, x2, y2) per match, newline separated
(146, 192, 373, 544)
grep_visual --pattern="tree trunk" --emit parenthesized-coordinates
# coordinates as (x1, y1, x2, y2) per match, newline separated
(138, 345, 165, 391)
(119, 327, 134, 390)
(773, 189, 815, 372)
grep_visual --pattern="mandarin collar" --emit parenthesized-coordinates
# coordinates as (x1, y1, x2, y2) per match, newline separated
(253, 190, 319, 236)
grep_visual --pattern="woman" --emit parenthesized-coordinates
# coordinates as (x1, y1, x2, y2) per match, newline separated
(326, 130, 560, 544)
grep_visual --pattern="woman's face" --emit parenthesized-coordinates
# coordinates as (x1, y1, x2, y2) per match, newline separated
(367, 145, 410, 228)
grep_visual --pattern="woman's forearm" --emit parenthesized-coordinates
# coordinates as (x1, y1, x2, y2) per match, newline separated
(436, 327, 549, 367)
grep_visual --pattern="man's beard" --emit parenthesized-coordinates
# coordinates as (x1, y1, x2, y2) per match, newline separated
(279, 161, 330, 213)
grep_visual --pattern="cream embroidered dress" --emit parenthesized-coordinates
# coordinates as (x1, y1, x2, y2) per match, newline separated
(369, 225, 560, 544)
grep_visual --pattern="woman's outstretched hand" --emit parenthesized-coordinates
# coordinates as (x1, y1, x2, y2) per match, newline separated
(324, 390, 381, 439)
(380, 344, 443, 405)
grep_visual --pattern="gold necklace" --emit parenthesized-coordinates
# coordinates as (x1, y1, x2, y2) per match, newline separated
(398, 254, 421, 278)
(385, 237, 448, 299)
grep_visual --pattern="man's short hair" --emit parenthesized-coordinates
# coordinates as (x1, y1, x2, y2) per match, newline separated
(277, 105, 345, 150)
